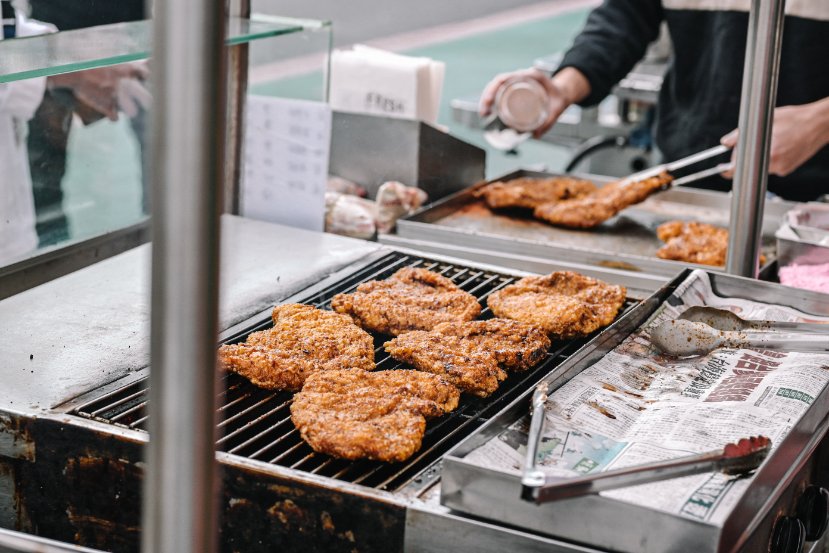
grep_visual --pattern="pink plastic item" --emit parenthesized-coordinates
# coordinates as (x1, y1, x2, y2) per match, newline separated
(779, 262, 829, 294)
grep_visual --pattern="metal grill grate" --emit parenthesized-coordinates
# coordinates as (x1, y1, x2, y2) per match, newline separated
(72, 252, 637, 492)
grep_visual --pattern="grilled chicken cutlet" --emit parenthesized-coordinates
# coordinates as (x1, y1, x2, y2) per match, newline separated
(488, 272, 626, 339)
(291, 369, 460, 462)
(655, 220, 766, 267)
(432, 319, 551, 371)
(217, 304, 374, 391)
(385, 332, 507, 397)
(331, 267, 481, 335)
(476, 176, 596, 210)
(534, 172, 673, 228)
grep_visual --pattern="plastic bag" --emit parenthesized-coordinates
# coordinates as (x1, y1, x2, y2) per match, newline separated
(375, 181, 428, 234)
(324, 192, 376, 239)
(327, 175, 368, 197)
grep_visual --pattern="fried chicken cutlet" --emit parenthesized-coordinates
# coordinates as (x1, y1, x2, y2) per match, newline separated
(291, 369, 460, 462)
(385, 332, 506, 397)
(432, 319, 551, 371)
(655, 220, 766, 267)
(384, 319, 551, 396)
(487, 272, 626, 339)
(217, 304, 374, 391)
(331, 267, 481, 335)
(475, 176, 596, 210)
(534, 172, 673, 228)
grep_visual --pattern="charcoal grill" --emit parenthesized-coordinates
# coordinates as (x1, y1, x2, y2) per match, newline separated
(70, 251, 638, 496)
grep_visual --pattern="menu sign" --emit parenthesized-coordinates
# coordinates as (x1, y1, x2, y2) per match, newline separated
(241, 95, 330, 232)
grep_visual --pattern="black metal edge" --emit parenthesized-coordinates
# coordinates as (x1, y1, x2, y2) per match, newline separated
(0, 219, 150, 302)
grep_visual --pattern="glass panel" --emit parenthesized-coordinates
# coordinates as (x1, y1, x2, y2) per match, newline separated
(0, 16, 329, 83)
(22, 62, 150, 253)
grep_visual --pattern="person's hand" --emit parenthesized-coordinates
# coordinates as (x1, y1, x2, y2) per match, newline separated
(48, 62, 149, 121)
(721, 98, 829, 177)
(479, 67, 591, 138)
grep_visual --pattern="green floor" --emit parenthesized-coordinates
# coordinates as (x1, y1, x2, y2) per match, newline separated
(59, 6, 590, 244)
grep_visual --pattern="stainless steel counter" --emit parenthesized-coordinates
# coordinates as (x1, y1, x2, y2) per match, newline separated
(0, 216, 381, 411)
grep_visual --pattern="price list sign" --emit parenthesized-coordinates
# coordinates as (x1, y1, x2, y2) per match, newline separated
(240, 95, 331, 231)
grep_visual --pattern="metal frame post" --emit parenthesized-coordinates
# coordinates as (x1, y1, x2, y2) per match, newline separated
(726, 0, 787, 277)
(224, 0, 250, 214)
(141, 0, 228, 551)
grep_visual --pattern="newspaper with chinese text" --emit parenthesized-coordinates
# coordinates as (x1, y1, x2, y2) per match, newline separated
(465, 270, 829, 525)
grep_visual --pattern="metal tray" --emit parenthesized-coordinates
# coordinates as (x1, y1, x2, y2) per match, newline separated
(776, 203, 829, 268)
(394, 169, 793, 280)
(441, 270, 829, 553)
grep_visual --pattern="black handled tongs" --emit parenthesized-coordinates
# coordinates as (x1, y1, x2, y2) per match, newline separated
(520, 382, 771, 504)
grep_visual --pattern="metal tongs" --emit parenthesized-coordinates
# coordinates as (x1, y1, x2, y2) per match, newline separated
(521, 383, 771, 504)
(650, 310, 829, 357)
(618, 144, 732, 187)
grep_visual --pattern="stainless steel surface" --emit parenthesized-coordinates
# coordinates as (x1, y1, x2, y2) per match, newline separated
(620, 144, 730, 185)
(0, 217, 380, 412)
(679, 305, 829, 333)
(0, 528, 103, 553)
(525, 438, 770, 503)
(394, 169, 789, 280)
(142, 0, 228, 548)
(405, 503, 604, 553)
(776, 203, 829, 268)
(329, 111, 485, 201)
(726, 0, 787, 277)
(0, 220, 149, 301)
(441, 270, 829, 553)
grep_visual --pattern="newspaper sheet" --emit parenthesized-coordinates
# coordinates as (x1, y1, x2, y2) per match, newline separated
(465, 270, 829, 525)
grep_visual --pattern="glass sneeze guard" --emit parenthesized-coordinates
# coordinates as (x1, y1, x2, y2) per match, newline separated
(0, 15, 330, 83)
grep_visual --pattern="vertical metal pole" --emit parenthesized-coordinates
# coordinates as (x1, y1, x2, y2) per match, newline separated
(142, 0, 227, 551)
(726, 0, 786, 277)
(223, 0, 250, 214)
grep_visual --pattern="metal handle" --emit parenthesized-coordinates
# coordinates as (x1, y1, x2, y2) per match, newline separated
(729, 330, 829, 352)
(671, 163, 733, 187)
(530, 449, 724, 503)
(619, 144, 730, 185)
(664, 144, 731, 173)
(521, 382, 549, 496)
(527, 437, 770, 504)
(762, 321, 829, 334)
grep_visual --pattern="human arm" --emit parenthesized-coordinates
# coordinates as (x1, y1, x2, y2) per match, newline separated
(479, 0, 663, 137)
(720, 97, 829, 177)
(47, 62, 149, 121)
(479, 67, 591, 137)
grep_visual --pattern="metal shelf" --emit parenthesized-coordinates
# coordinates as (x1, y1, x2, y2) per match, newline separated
(0, 14, 330, 83)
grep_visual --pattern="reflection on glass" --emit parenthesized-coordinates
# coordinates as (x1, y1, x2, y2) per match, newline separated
(31, 63, 150, 247)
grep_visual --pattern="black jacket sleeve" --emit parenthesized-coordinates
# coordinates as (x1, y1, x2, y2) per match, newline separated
(558, 0, 664, 106)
